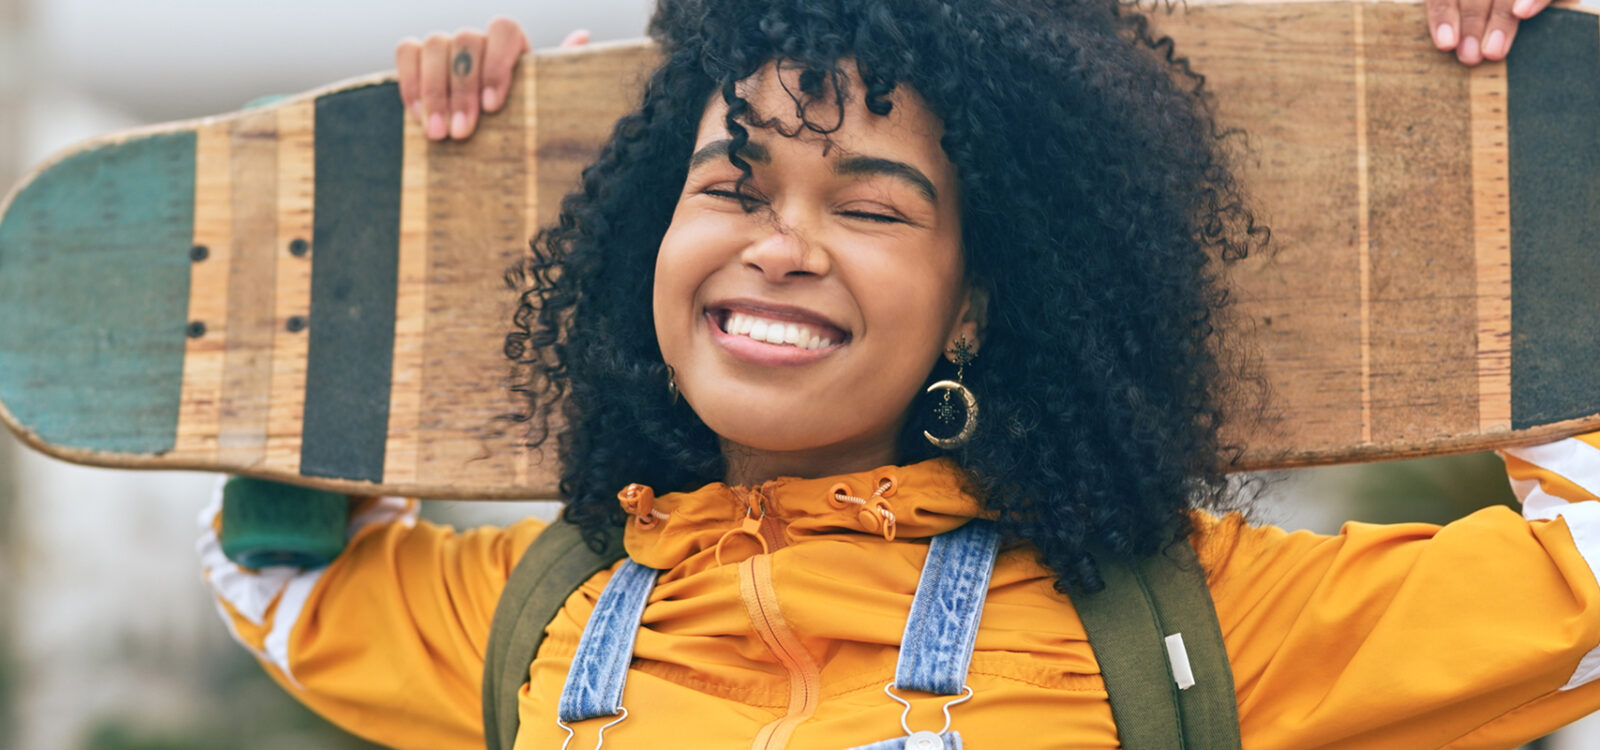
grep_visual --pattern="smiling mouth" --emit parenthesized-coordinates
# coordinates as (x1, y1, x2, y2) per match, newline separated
(712, 308, 849, 351)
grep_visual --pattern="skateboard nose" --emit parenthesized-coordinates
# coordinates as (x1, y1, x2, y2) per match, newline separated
(0, 131, 196, 457)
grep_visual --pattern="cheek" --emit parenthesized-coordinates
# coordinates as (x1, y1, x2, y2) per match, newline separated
(652, 210, 723, 355)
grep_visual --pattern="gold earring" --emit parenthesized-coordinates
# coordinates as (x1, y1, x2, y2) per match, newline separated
(925, 338, 977, 449)
(666, 366, 679, 404)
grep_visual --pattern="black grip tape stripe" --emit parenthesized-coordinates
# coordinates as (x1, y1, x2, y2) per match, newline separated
(300, 84, 403, 482)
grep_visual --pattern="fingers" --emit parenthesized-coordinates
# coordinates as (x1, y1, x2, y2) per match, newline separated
(561, 29, 592, 48)
(1427, 0, 1462, 51)
(1512, 0, 1552, 19)
(1482, 0, 1552, 60)
(420, 33, 451, 140)
(1445, 0, 1549, 65)
(394, 18, 557, 140)
(1454, 0, 1493, 64)
(481, 17, 529, 113)
(1480, 6, 1519, 61)
(449, 29, 487, 140)
(396, 38, 423, 122)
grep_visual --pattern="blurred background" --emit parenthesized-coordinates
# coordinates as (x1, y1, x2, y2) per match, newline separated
(0, 0, 1597, 748)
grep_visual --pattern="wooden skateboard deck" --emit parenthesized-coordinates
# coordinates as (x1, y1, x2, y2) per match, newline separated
(2, 0, 1598, 499)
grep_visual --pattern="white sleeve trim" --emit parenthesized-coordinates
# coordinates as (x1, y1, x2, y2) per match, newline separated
(197, 478, 419, 686)
(1503, 439, 1600, 505)
(1501, 439, 1600, 690)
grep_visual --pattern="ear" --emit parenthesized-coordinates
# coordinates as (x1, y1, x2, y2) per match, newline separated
(944, 284, 988, 360)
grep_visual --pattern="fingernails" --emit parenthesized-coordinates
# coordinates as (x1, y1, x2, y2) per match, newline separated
(1513, 0, 1534, 16)
(1434, 23, 1456, 49)
(1485, 29, 1506, 58)
(427, 112, 446, 140)
(450, 111, 468, 139)
(482, 87, 499, 112)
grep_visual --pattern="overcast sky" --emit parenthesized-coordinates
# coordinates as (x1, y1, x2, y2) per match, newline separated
(29, 0, 654, 122)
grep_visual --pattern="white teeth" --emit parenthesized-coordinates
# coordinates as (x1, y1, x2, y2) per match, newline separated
(721, 311, 839, 350)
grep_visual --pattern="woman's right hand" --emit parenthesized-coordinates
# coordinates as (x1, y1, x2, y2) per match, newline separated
(396, 20, 589, 142)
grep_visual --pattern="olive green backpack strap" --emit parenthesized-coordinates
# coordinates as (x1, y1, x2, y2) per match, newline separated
(482, 517, 626, 750)
(1074, 540, 1241, 750)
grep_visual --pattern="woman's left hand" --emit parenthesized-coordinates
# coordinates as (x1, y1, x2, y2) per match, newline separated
(1428, 0, 1556, 65)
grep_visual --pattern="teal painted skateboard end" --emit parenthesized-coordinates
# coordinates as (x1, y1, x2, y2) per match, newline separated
(0, 132, 194, 456)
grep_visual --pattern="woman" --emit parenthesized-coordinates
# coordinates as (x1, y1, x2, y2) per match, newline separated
(198, 0, 1600, 747)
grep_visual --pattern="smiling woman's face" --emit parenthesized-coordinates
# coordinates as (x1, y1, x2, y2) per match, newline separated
(653, 62, 979, 482)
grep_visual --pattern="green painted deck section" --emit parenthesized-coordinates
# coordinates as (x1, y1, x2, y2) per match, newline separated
(0, 132, 195, 454)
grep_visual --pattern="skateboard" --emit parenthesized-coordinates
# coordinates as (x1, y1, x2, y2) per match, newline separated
(3, 1, 1599, 501)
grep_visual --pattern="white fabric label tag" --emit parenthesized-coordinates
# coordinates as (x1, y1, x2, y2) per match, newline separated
(1165, 632, 1196, 690)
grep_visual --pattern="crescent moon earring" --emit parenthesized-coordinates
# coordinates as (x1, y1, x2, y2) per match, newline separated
(924, 337, 978, 450)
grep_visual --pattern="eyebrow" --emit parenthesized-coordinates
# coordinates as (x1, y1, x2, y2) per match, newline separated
(687, 139, 939, 204)
(687, 139, 770, 171)
(835, 156, 937, 204)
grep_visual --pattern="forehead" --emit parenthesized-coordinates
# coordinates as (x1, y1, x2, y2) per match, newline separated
(694, 61, 950, 175)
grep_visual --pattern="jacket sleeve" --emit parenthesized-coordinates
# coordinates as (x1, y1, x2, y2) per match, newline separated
(196, 481, 548, 750)
(1195, 432, 1600, 750)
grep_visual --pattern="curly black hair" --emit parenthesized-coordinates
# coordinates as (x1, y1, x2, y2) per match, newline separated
(504, 0, 1267, 593)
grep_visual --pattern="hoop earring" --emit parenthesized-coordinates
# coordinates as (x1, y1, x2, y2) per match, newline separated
(666, 366, 679, 404)
(924, 338, 977, 449)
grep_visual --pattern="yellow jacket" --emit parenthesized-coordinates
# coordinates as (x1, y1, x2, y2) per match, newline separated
(200, 434, 1600, 749)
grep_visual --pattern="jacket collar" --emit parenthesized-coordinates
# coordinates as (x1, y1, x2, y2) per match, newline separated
(621, 458, 987, 569)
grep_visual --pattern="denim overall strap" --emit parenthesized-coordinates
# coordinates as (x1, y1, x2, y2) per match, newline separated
(847, 732, 965, 750)
(893, 519, 1000, 695)
(556, 559, 659, 724)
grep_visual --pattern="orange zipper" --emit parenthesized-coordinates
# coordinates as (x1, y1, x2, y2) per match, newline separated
(739, 550, 821, 750)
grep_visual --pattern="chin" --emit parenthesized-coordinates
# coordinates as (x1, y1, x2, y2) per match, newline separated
(691, 401, 853, 454)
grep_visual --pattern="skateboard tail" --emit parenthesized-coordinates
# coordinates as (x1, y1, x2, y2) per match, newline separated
(0, 84, 412, 483)
(0, 132, 196, 456)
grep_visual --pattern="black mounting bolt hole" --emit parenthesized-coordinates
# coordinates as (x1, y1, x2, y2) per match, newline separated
(186, 321, 207, 338)
(190, 245, 209, 262)
(286, 315, 308, 333)
(289, 238, 309, 257)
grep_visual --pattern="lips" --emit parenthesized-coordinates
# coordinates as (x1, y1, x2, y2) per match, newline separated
(704, 300, 850, 365)
(709, 301, 850, 350)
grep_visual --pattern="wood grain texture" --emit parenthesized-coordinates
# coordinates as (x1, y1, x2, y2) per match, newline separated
(264, 100, 315, 474)
(383, 101, 430, 487)
(219, 109, 278, 468)
(413, 60, 530, 491)
(1160, 2, 1365, 464)
(1361, 2, 1477, 444)
(533, 44, 660, 225)
(1470, 63, 1512, 434)
(173, 121, 232, 462)
(515, 55, 541, 492)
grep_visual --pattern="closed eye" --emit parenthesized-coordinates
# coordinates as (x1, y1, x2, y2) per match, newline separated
(838, 203, 909, 224)
(704, 188, 767, 203)
(840, 210, 905, 224)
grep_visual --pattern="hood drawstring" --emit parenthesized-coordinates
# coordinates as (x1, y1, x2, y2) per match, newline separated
(618, 484, 670, 529)
(828, 472, 899, 541)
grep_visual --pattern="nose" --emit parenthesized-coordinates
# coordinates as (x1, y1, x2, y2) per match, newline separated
(739, 213, 831, 282)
